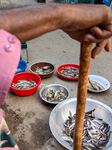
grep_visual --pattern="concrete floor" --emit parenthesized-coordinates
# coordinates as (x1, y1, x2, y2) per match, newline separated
(0, 0, 112, 150)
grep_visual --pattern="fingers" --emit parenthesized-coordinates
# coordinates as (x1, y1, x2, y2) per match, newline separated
(90, 26, 112, 39)
(83, 26, 112, 43)
(91, 38, 111, 59)
(104, 38, 111, 52)
(83, 33, 102, 43)
(83, 26, 111, 58)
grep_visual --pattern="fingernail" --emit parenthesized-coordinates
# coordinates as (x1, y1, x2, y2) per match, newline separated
(83, 38, 89, 42)
(92, 54, 97, 59)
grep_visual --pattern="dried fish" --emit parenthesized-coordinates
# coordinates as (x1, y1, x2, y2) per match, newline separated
(62, 136, 73, 147)
(43, 89, 67, 102)
(33, 66, 52, 74)
(62, 109, 112, 149)
(12, 79, 37, 89)
(16, 68, 21, 71)
(88, 78, 104, 91)
(60, 67, 79, 78)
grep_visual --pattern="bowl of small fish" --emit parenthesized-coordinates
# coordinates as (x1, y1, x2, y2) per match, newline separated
(16, 59, 27, 74)
(29, 62, 55, 79)
(40, 84, 70, 104)
(57, 64, 79, 80)
(88, 75, 110, 93)
(49, 97, 112, 150)
(10, 72, 41, 96)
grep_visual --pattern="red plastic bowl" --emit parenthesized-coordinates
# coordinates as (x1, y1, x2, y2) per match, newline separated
(10, 72, 41, 96)
(57, 64, 79, 80)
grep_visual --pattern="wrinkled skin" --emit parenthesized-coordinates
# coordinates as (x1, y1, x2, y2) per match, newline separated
(62, 4, 112, 58)
(0, 4, 112, 58)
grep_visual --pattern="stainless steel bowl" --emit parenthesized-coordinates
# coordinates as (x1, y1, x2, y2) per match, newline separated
(49, 97, 112, 150)
(40, 84, 70, 104)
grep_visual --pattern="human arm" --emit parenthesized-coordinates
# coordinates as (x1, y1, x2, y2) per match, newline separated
(0, 4, 111, 58)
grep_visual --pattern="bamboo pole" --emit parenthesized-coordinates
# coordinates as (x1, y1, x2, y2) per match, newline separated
(73, 40, 93, 150)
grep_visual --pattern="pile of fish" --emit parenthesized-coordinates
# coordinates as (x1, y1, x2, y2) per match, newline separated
(43, 89, 67, 102)
(16, 68, 21, 71)
(12, 80, 37, 89)
(33, 66, 52, 74)
(62, 109, 112, 149)
(88, 78, 104, 91)
(60, 67, 79, 78)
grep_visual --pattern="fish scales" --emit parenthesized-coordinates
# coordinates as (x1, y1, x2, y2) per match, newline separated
(62, 109, 112, 149)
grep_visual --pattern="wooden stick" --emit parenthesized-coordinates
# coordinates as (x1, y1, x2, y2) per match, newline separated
(73, 40, 92, 150)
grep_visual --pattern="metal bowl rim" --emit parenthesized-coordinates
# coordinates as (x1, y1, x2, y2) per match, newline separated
(49, 97, 112, 149)
(40, 84, 70, 104)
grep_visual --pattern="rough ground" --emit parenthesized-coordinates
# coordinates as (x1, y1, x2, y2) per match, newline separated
(0, 0, 112, 150)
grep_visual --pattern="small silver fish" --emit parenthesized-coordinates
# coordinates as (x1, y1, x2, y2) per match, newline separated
(62, 109, 112, 149)
(60, 68, 79, 78)
(88, 78, 104, 91)
(16, 68, 21, 71)
(33, 66, 51, 74)
(12, 80, 37, 89)
(43, 89, 67, 103)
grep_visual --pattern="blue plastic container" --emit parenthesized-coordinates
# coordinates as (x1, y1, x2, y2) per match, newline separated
(16, 59, 27, 74)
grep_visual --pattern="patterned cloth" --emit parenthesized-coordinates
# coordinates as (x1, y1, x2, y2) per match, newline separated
(0, 110, 19, 150)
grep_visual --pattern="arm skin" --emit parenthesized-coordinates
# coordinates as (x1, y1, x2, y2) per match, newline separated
(0, 4, 112, 58)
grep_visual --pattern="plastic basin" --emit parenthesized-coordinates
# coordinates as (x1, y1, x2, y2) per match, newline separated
(10, 72, 41, 96)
